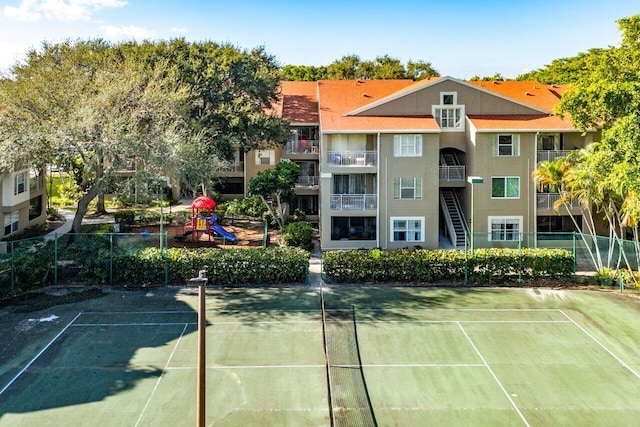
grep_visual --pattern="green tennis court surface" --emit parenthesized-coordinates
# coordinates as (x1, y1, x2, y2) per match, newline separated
(1, 286, 639, 426)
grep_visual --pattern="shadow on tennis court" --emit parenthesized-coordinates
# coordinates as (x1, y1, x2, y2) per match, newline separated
(0, 287, 197, 421)
(210, 285, 487, 321)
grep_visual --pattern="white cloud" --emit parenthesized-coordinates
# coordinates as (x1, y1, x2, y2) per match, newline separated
(169, 27, 187, 34)
(3, 0, 127, 22)
(100, 25, 154, 40)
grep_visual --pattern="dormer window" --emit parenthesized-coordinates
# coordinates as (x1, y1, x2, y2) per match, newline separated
(433, 92, 464, 131)
(441, 92, 456, 105)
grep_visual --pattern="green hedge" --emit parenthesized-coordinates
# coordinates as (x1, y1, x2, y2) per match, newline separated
(112, 247, 310, 286)
(323, 248, 574, 284)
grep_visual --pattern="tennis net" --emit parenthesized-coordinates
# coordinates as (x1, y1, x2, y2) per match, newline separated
(321, 287, 377, 427)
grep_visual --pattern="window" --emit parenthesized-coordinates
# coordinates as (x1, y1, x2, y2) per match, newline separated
(333, 174, 365, 194)
(331, 217, 376, 240)
(4, 211, 19, 236)
(393, 135, 422, 157)
(14, 171, 27, 195)
(391, 217, 424, 242)
(441, 92, 456, 105)
(492, 135, 520, 156)
(433, 92, 464, 130)
(538, 133, 561, 150)
(491, 177, 520, 199)
(255, 150, 275, 165)
(393, 177, 422, 199)
(489, 216, 522, 241)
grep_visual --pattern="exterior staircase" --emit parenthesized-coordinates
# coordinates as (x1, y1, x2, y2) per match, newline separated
(440, 189, 468, 248)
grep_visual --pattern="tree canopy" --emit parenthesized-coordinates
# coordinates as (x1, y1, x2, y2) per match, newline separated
(0, 39, 289, 231)
(533, 14, 640, 276)
(280, 55, 439, 81)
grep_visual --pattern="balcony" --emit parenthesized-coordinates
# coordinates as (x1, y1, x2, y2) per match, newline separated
(537, 150, 573, 163)
(439, 166, 465, 182)
(286, 139, 319, 154)
(330, 194, 377, 211)
(295, 176, 319, 188)
(30, 175, 44, 192)
(327, 151, 377, 167)
(537, 193, 581, 210)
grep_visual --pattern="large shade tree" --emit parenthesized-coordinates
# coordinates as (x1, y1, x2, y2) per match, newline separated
(0, 39, 290, 231)
(0, 40, 190, 232)
(533, 15, 640, 275)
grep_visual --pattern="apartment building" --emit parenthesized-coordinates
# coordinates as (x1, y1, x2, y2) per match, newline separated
(217, 76, 597, 250)
(1, 168, 47, 239)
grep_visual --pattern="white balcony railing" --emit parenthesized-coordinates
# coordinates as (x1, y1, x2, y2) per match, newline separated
(537, 193, 581, 209)
(225, 162, 244, 173)
(537, 150, 573, 162)
(286, 139, 319, 154)
(439, 166, 465, 182)
(296, 176, 319, 188)
(330, 194, 377, 211)
(327, 151, 377, 167)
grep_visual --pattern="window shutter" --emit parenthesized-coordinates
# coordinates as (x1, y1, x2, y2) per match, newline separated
(393, 178, 400, 198)
(514, 135, 520, 156)
(492, 135, 499, 156)
(416, 178, 422, 198)
(415, 135, 422, 156)
(393, 136, 401, 156)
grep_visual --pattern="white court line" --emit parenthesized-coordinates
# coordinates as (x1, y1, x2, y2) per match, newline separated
(166, 364, 326, 370)
(165, 363, 487, 370)
(81, 310, 196, 314)
(0, 312, 83, 397)
(457, 322, 530, 427)
(357, 320, 571, 324)
(135, 323, 189, 427)
(560, 310, 640, 381)
(72, 322, 197, 327)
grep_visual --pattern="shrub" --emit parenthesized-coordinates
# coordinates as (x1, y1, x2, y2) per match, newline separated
(282, 221, 314, 251)
(111, 247, 310, 287)
(595, 267, 615, 286)
(323, 248, 574, 284)
(114, 210, 136, 231)
(225, 196, 268, 218)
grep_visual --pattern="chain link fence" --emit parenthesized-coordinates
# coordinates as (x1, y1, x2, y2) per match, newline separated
(0, 232, 168, 296)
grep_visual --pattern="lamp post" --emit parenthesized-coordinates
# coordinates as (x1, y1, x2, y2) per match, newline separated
(189, 270, 208, 427)
(467, 176, 484, 252)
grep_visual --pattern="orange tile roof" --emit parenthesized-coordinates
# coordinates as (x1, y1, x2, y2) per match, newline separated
(468, 80, 565, 112)
(318, 79, 440, 131)
(468, 114, 577, 131)
(279, 81, 318, 124)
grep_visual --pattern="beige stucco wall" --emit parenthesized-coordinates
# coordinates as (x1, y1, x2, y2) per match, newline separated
(378, 133, 440, 249)
(357, 80, 543, 117)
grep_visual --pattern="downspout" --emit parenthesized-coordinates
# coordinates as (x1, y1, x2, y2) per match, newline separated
(533, 132, 539, 248)
(376, 132, 381, 249)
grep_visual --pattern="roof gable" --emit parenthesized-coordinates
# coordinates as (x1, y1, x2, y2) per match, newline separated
(347, 76, 554, 117)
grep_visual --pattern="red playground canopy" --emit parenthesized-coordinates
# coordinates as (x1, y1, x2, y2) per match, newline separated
(191, 196, 216, 211)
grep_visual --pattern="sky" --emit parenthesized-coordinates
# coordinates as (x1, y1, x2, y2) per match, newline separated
(0, 0, 638, 79)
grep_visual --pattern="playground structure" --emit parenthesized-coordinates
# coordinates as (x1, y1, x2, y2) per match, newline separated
(184, 196, 237, 243)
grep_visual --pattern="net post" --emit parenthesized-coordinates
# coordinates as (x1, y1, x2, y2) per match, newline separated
(320, 285, 335, 427)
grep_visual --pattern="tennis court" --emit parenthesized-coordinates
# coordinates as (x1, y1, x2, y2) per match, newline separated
(0, 286, 639, 426)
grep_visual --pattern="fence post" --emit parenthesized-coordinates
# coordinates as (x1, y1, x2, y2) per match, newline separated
(464, 233, 469, 285)
(164, 232, 169, 286)
(109, 233, 114, 287)
(518, 236, 523, 282)
(10, 241, 15, 293)
(572, 232, 577, 283)
(54, 233, 58, 286)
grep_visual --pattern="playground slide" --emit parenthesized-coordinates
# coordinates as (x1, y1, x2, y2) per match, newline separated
(211, 224, 237, 243)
